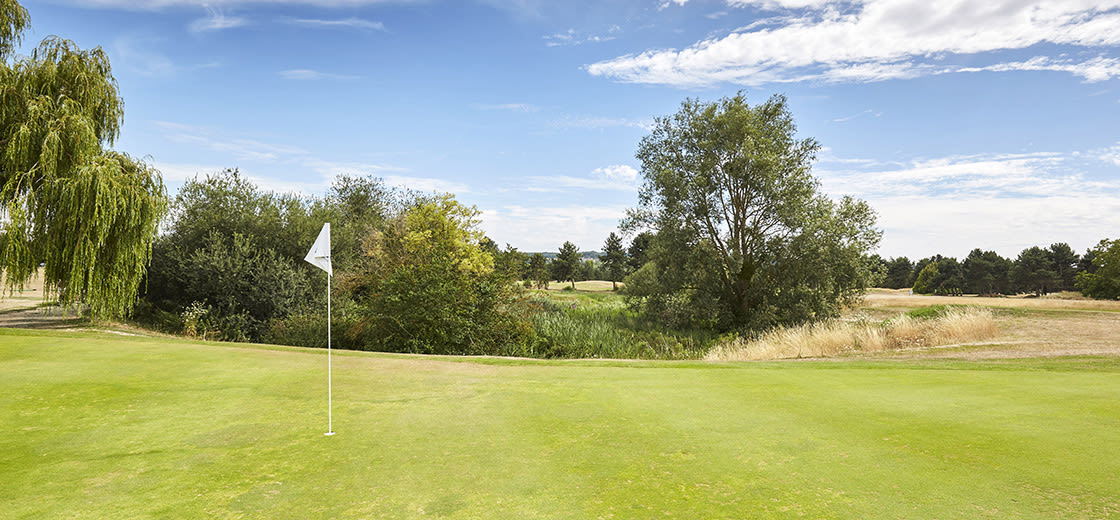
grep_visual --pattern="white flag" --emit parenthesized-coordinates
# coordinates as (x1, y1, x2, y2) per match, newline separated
(304, 223, 332, 276)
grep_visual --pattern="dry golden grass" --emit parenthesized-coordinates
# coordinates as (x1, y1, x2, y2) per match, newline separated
(544, 280, 621, 292)
(706, 308, 999, 361)
(864, 289, 1120, 313)
(0, 269, 46, 312)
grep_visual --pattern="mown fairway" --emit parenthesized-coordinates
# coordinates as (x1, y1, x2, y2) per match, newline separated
(2, 328, 1119, 519)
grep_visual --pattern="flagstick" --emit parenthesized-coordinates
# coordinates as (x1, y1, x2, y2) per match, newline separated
(325, 272, 335, 436)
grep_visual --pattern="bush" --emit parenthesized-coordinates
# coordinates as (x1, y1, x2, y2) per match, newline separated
(341, 196, 536, 355)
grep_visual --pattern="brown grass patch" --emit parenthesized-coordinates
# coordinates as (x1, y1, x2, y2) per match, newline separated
(706, 308, 999, 361)
(864, 289, 1120, 313)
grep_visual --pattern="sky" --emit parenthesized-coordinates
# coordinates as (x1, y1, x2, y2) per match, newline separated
(19, 0, 1120, 259)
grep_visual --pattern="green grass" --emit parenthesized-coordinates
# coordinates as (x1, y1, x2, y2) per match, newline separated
(527, 291, 716, 359)
(3, 328, 1120, 519)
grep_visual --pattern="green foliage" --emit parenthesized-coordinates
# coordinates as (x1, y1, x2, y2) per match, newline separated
(626, 231, 653, 272)
(528, 252, 549, 289)
(554, 241, 581, 289)
(601, 232, 627, 290)
(527, 291, 715, 359)
(1076, 238, 1120, 300)
(1012, 246, 1059, 296)
(905, 304, 953, 320)
(626, 92, 880, 332)
(963, 249, 1012, 295)
(1049, 242, 1079, 292)
(912, 262, 939, 295)
(0, 6, 167, 317)
(883, 256, 914, 289)
(141, 170, 322, 340)
(342, 195, 534, 354)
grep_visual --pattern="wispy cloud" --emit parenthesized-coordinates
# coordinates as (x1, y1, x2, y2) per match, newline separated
(382, 175, 470, 194)
(189, 6, 246, 33)
(543, 26, 620, 47)
(831, 108, 880, 123)
(589, 0, 1120, 87)
(154, 121, 308, 161)
(524, 164, 639, 192)
(279, 69, 360, 80)
(551, 115, 653, 131)
(284, 17, 385, 31)
(471, 103, 539, 113)
(112, 35, 219, 77)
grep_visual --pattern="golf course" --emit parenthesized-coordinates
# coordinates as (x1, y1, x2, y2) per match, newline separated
(3, 326, 1119, 519)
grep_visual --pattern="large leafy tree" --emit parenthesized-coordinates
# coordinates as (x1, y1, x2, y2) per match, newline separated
(625, 93, 880, 331)
(1049, 242, 1079, 292)
(0, 1, 167, 317)
(883, 256, 914, 289)
(963, 249, 1012, 295)
(1076, 238, 1119, 300)
(141, 171, 319, 340)
(1012, 246, 1059, 296)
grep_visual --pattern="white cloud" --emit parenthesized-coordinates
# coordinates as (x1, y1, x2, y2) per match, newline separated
(279, 69, 359, 80)
(478, 205, 629, 252)
(189, 7, 246, 32)
(1094, 142, 1120, 166)
(285, 17, 385, 31)
(817, 151, 1120, 258)
(589, 0, 1120, 86)
(525, 164, 640, 192)
(151, 162, 228, 183)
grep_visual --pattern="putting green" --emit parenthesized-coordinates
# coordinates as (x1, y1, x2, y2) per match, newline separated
(2, 329, 1118, 518)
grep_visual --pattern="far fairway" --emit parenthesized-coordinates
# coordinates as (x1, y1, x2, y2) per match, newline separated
(2, 328, 1118, 519)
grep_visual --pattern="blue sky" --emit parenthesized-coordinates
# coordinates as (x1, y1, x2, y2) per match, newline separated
(21, 0, 1120, 259)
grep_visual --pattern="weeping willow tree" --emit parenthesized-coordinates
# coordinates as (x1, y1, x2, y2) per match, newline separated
(0, 0, 168, 318)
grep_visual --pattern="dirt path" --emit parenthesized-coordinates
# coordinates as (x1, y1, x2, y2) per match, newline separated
(0, 306, 86, 329)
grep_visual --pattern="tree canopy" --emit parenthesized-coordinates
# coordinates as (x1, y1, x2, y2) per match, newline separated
(0, 0, 167, 317)
(624, 92, 880, 331)
(1076, 239, 1119, 300)
(601, 232, 626, 290)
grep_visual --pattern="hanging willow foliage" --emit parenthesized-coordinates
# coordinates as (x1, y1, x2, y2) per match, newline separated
(0, 0, 168, 318)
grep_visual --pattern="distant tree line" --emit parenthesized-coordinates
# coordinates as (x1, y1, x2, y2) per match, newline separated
(869, 240, 1120, 299)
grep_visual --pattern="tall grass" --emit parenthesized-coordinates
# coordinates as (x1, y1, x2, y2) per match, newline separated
(527, 292, 714, 359)
(706, 307, 998, 361)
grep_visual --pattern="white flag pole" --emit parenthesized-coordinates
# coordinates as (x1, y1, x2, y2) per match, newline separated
(304, 222, 335, 437)
(326, 271, 334, 436)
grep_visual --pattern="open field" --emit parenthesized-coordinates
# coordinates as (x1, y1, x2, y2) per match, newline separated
(855, 290, 1120, 360)
(3, 328, 1120, 519)
(0, 270, 46, 313)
